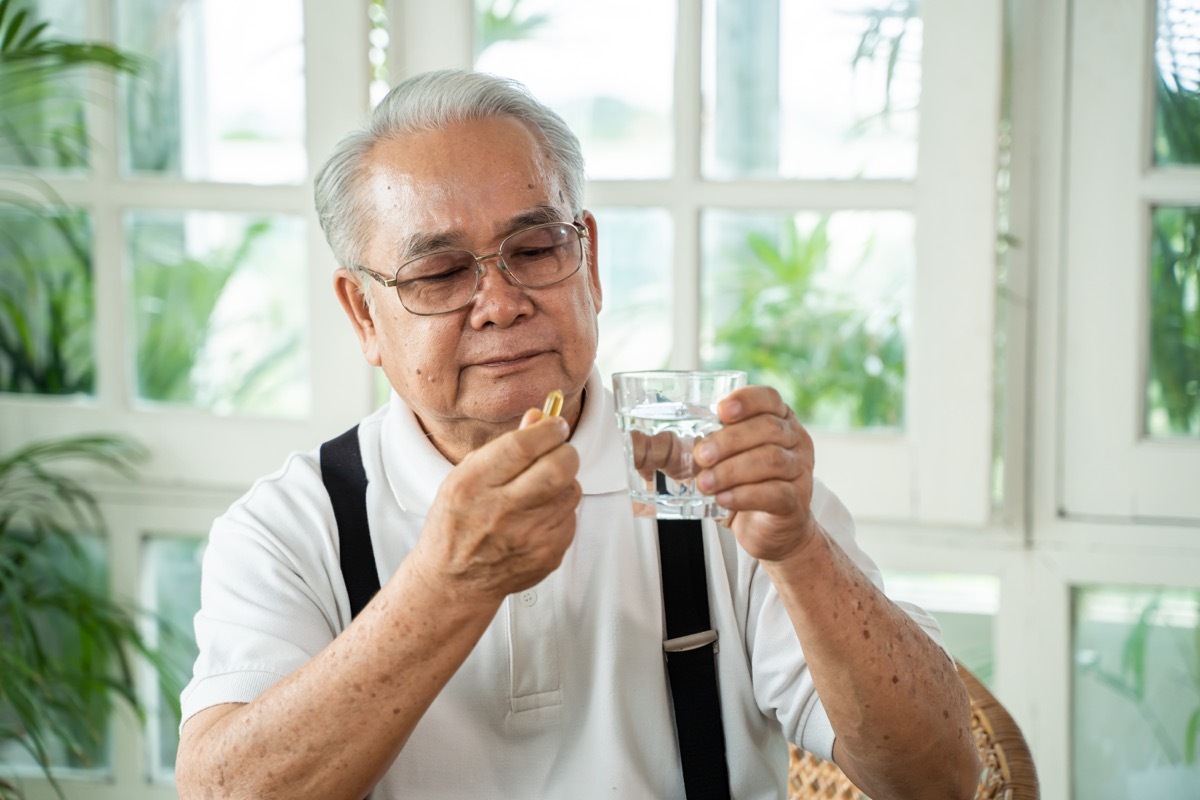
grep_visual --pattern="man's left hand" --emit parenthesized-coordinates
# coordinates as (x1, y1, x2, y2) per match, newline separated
(692, 385, 820, 562)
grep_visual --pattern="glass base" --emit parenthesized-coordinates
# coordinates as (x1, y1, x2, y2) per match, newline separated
(632, 492, 729, 521)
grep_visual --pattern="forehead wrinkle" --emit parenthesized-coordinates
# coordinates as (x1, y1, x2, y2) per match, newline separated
(394, 203, 570, 263)
(397, 229, 462, 261)
(495, 204, 569, 236)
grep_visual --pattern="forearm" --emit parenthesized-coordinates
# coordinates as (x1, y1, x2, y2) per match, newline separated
(763, 526, 978, 800)
(176, 556, 499, 800)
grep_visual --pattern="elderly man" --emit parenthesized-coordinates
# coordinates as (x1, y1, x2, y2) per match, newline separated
(175, 70, 979, 799)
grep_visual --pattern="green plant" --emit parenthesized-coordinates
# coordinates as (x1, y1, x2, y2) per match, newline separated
(707, 216, 906, 429)
(132, 217, 273, 403)
(0, 2, 293, 411)
(475, 0, 550, 58)
(0, 200, 93, 394)
(0, 435, 182, 800)
(0, 0, 140, 397)
(1149, 63, 1200, 436)
(1079, 591, 1200, 767)
(0, 0, 141, 170)
(850, 0, 921, 120)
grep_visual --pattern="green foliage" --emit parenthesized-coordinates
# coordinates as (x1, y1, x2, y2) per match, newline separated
(0, 0, 141, 169)
(0, 2, 290, 411)
(0, 200, 93, 394)
(1080, 591, 1200, 766)
(475, 0, 550, 58)
(133, 218, 271, 402)
(707, 216, 905, 429)
(0, 435, 183, 800)
(0, 0, 139, 398)
(850, 0, 921, 119)
(1148, 207, 1200, 435)
(1149, 72, 1200, 436)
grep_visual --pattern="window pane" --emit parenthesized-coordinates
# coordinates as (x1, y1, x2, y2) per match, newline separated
(884, 573, 999, 684)
(700, 210, 911, 430)
(594, 208, 673, 384)
(116, 0, 307, 183)
(1073, 586, 1200, 798)
(1146, 206, 1200, 437)
(142, 535, 205, 779)
(0, 0, 93, 170)
(703, 0, 921, 180)
(127, 211, 309, 417)
(1154, 0, 1200, 167)
(0, 204, 95, 396)
(473, 0, 675, 179)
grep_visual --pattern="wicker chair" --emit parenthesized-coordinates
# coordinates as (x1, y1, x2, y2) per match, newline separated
(787, 661, 1039, 799)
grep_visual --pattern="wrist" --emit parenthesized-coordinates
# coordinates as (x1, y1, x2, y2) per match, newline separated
(762, 515, 825, 567)
(403, 545, 505, 616)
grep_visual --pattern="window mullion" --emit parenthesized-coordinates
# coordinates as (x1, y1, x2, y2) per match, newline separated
(673, 0, 703, 369)
(911, 0, 1004, 524)
(391, 0, 474, 78)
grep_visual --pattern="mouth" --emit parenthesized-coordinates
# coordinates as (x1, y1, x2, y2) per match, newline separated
(470, 350, 545, 369)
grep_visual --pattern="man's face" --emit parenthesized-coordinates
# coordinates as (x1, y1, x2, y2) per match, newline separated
(345, 116, 602, 445)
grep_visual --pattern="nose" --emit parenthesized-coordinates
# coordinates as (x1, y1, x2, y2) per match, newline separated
(473, 250, 511, 282)
(467, 251, 533, 328)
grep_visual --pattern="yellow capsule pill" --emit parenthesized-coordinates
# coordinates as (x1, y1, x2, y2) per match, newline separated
(542, 389, 564, 417)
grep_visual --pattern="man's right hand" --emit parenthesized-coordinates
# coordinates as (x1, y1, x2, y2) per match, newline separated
(410, 408, 581, 605)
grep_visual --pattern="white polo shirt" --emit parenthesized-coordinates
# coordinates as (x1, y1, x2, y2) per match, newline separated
(182, 368, 944, 799)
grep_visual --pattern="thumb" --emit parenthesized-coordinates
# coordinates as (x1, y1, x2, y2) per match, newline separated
(519, 407, 544, 430)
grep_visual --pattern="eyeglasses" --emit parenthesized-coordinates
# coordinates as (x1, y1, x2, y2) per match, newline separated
(359, 220, 589, 316)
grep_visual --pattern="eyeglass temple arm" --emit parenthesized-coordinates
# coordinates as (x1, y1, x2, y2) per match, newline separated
(357, 266, 397, 288)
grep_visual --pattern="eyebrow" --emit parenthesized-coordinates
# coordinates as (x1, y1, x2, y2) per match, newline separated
(395, 205, 569, 262)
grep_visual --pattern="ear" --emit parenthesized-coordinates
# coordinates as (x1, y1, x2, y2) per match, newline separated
(580, 210, 602, 314)
(333, 267, 383, 367)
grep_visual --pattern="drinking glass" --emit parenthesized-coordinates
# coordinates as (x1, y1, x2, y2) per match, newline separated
(612, 370, 747, 519)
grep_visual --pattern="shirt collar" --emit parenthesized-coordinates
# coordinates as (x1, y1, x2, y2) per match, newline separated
(380, 367, 628, 516)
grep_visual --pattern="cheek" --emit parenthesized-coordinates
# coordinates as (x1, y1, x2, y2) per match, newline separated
(555, 287, 601, 353)
(383, 321, 456, 386)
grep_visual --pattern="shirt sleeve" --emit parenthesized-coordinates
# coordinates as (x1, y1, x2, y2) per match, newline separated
(180, 451, 348, 728)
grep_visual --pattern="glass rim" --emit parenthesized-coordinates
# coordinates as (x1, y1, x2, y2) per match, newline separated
(611, 369, 747, 381)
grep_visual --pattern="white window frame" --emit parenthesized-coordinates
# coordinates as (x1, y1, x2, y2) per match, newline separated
(1058, 0, 1200, 523)
(391, 0, 1004, 526)
(9, 3, 1200, 800)
(0, 0, 376, 494)
(2, 2, 374, 798)
(1015, 1, 1200, 797)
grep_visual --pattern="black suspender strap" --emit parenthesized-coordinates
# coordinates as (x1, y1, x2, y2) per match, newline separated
(320, 425, 381, 619)
(657, 518, 733, 800)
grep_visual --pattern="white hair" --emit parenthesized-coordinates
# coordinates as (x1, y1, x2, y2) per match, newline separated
(313, 70, 586, 279)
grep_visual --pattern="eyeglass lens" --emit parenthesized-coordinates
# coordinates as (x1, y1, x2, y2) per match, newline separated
(396, 222, 582, 314)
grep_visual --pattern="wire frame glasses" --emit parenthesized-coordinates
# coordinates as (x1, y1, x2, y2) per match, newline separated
(360, 220, 589, 315)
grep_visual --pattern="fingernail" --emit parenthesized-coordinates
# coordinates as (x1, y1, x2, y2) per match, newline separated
(698, 471, 715, 492)
(696, 442, 717, 464)
(723, 400, 741, 419)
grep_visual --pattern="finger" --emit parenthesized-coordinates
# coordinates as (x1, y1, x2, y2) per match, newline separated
(633, 430, 692, 479)
(467, 414, 570, 485)
(519, 407, 544, 430)
(504, 440, 582, 507)
(697, 442, 811, 497)
(716, 385, 789, 425)
(713, 478, 808, 517)
(695, 410, 809, 468)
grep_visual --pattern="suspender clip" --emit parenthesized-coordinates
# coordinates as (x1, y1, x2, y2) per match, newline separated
(663, 629, 718, 654)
